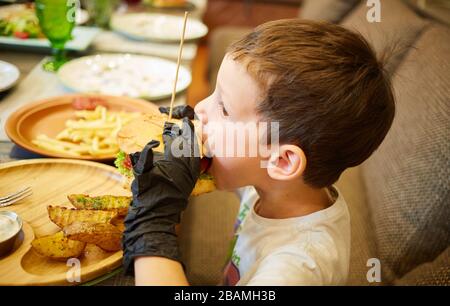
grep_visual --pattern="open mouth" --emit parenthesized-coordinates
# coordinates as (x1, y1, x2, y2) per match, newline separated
(200, 157, 212, 174)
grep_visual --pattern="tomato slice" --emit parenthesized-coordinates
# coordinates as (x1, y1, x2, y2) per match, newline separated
(14, 31, 29, 39)
(123, 154, 132, 170)
(72, 97, 109, 110)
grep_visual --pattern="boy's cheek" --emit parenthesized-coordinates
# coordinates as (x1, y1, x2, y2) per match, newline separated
(209, 156, 258, 191)
(209, 157, 237, 191)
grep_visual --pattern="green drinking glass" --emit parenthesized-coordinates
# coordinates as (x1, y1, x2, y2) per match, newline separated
(35, 0, 76, 72)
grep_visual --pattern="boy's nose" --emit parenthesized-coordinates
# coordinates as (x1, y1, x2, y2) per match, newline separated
(194, 99, 210, 146)
(194, 99, 208, 126)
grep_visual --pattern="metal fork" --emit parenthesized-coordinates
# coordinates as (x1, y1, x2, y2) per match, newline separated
(0, 187, 32, 208)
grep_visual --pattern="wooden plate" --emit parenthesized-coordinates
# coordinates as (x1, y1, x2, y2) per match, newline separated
(5, 94, 160, 161)
(0, 159, 131, 286)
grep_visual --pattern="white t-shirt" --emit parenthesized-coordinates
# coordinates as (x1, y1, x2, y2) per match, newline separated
(222, 186, 351, 286)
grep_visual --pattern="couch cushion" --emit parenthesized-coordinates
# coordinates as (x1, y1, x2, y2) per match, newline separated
(336, 167, 379, 285)
(360, 24, 450, 283)
(179, 191, 240, 285)
(394, 247, 450, 285)
(341, 0, 429, 74)
(299, 0, 361, 23)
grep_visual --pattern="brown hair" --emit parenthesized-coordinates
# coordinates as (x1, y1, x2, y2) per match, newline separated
(228, 19, 395, 188)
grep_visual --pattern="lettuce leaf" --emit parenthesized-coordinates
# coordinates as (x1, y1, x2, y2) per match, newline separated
(114, 151, 133, 178)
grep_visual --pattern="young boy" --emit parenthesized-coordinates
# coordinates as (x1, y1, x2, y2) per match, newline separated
(122, 19, 395, 285)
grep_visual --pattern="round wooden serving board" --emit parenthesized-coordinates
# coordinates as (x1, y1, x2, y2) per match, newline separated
(0, 159, 131, 285)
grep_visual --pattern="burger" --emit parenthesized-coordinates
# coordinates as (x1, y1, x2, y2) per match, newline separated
(115, 113, 215, 196)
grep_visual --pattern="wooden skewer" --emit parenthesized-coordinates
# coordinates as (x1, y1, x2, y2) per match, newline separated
(168, 11, 189, 121)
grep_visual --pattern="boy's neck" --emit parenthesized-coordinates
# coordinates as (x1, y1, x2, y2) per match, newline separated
(254, 181, 334, 219)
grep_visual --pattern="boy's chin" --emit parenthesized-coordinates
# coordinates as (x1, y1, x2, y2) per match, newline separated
(207, 158, 246, 191)
(208, 167, 227, 191)
(210, 174, 243, 192)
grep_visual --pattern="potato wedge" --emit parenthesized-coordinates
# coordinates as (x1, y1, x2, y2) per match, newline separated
(63, 221, 122, 252)
(67, 194, 131, 217)
(31, 231, 86, 261)
(48, 206, 118, 228)
(83, 243, 111, 263)
(111, 217, 125, 232)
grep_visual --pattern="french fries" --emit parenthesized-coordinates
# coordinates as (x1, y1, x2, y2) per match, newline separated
(32, 105, 140, 157)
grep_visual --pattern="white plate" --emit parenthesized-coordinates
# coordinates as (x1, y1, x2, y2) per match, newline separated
(0, 26, 100, 51)
(110, 13, 208, 42)
(0, 60, 20, 92)
(57, 54, 192, 100)
(76, 8, 89, 25)
(0, 4, 96, 50)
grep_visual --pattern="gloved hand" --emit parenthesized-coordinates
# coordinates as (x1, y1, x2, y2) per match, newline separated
(122, 117, 200, 275)
(159, 105, 196, 120)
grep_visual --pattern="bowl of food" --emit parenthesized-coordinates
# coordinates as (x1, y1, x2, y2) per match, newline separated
(0, 211, 23, 257)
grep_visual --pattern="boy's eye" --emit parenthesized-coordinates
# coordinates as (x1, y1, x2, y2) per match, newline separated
(219, 101, 229, 117)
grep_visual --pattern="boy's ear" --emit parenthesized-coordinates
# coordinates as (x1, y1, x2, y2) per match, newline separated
(267, 145, 307, 181)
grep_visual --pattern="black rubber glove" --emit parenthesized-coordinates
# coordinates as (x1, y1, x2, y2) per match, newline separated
(159, 105, 195, 120)
(122, 117, 200, 276)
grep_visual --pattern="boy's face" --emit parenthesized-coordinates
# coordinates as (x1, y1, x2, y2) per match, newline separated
(195, 55, 268, 191)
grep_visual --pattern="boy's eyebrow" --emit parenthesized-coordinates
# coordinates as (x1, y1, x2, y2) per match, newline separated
(217, 80, 228, 104)
(217, 79, 223, 95)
